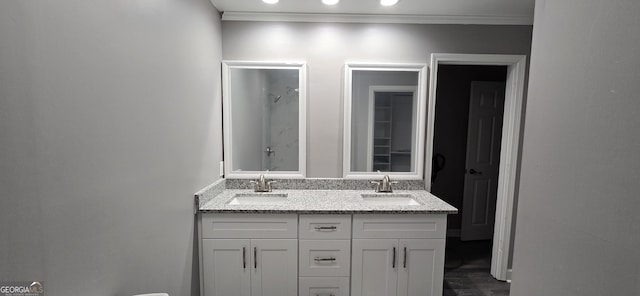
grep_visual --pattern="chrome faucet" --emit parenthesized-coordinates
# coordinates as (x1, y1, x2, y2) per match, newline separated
(371, 175, 398, 193)
(250, 174, 276, 192)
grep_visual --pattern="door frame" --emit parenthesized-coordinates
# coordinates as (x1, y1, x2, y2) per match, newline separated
(424, 53, 527, 281)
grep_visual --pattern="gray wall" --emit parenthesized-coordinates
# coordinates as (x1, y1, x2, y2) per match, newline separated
(511, 0, 640, 295)
(222, 22, 533, 177)
(0, 0, 223, 295)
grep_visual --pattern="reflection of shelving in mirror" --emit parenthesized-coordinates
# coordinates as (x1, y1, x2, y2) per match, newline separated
(345, 64, 426, 178)
(372, 92, 413, 172)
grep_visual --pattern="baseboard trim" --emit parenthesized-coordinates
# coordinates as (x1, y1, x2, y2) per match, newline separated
(447, 229, 461, 237)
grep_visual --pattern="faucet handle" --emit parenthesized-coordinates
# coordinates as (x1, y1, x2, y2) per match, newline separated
(266, 180, 276, 190)
(249, 180, 259, 192)
(389, 181, 399, 191)
(370, 180, 382, 192)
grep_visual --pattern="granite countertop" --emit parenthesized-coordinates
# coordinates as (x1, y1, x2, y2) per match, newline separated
(198, 188, 458, 214)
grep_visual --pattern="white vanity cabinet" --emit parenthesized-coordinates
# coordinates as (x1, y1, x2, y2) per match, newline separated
(201, 214, 298, 296)
(200, 213, 448, 296)
(298, 214, 352, 296)
(350, 214, 447, 296)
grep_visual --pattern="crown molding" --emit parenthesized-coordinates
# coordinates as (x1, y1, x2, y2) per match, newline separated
(221, 12, 533, 25)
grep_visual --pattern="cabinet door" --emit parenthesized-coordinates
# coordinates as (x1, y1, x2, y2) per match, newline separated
(397, 239, 446, 296)
(202, 239, 251, 296)
(351, 239, 398, 296)
(251, 239, 298, 296)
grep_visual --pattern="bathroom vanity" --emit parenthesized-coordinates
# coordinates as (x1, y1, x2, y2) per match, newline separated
(196, 179, 457, 296)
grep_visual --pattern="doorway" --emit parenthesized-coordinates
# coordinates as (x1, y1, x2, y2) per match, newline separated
(431, 65, 508, 295)
(431, 65, 507, 240)
(424, 54, 527, 282)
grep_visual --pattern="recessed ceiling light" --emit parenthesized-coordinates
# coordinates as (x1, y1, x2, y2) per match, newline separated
(322, 0, 339, 5)
(262, 0, 278, 4)
(380, 0, 398, 6)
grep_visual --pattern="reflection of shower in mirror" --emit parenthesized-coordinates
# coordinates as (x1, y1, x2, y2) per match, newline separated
(286, 86, 299, 95)
(223, 61, 306, 177)
(268, 94, 282, 103)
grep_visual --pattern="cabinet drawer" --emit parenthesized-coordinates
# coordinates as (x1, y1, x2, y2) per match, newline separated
(352, 214, 446, 239)
(201, 213, 298, 239)
(299, 277, 350, 296)
(299, 240, 351, 277)
(299, 215, 351, 239)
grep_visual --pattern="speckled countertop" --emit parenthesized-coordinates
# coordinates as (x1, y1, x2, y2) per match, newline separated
(197, 179, 458, 214)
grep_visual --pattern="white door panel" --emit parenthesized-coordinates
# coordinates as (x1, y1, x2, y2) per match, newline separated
(462, 81, 505, 241)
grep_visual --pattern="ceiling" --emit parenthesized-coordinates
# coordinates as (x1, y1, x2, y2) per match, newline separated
(210, 0, 535, 25)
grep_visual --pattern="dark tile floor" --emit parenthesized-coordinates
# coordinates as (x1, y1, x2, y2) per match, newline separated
(443, 238, 510, 296)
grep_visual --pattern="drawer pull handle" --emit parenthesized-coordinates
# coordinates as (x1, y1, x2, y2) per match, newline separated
(403, 247, 407, 268)
(314, 225, 338, 231)
(392, 247, 396, 268)
(314, 257, 337, 262)
(254, 247, 257, 269)
(315, 294, 335, 296)
(242, 247, 246, 269)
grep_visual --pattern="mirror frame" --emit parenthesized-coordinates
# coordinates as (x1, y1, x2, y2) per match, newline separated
(342, 63, 428, 180)
(222, 60, 307, 179)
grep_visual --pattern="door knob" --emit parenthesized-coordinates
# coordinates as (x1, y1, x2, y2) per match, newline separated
(468, 169, 482, 175)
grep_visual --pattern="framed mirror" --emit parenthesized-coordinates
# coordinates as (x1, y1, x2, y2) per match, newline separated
(343, 63, 427, 179)
(222, 61, 307, 178)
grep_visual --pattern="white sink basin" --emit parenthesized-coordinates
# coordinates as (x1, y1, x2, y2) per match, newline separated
(227, 193, 288, 205)
(361, 194, 422, 206)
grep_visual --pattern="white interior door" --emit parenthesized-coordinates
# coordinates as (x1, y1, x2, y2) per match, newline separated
(461, 81, 505, 241)
(351, 239, 398, 296)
